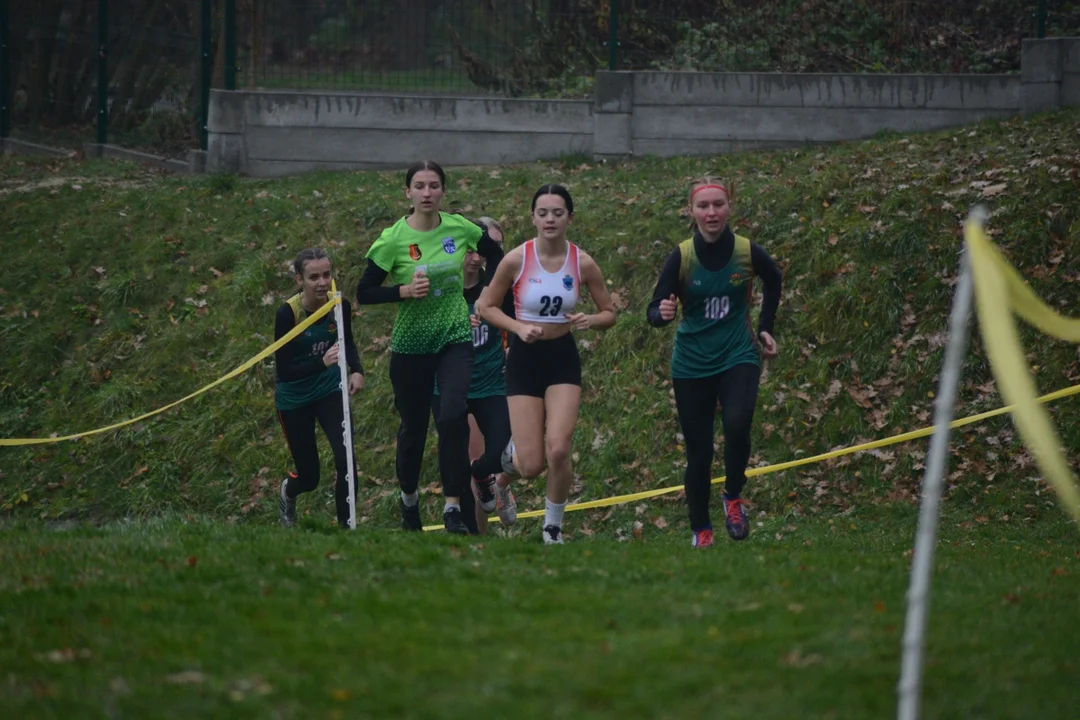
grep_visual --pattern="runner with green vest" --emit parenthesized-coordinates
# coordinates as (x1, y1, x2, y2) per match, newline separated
(275, 248, 365, 529)
(647, 178, 782, 547)
(356, 160, 504, 535)
(433, 218, 518, 533)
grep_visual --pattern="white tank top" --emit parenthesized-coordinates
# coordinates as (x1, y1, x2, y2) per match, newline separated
(512, 240, 582, 324)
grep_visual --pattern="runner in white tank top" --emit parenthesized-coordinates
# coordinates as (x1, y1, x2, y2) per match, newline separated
(512, 239, 582, 324)
(475, 184, 618, 545)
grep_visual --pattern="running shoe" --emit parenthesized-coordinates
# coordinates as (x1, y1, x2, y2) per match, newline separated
(443, 507, 470, 535)
(475, 475, 497, 513)
(500, 440, 519, 477)
(542, 524, 564, 545)
(691, 528, 714, 548)
(400, 498, 423, 532)
(495, 483, 518, 526)
(722, 493, 750, 541)
(279, 476, 296, 528)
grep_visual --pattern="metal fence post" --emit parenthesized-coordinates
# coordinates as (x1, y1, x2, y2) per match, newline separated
(225, 0, 236, 91)
(1, 0, 10, 140)
(199, 0, 211, 151)
(1037, 0, 1047, 38)
(96, 0, 108, 145)
(608, 0, 619, 71)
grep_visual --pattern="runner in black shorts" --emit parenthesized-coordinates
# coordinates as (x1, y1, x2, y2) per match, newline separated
(476, 184, 617, 544)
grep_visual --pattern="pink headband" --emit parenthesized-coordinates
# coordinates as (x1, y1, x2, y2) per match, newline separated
(690, 184, 728, 200)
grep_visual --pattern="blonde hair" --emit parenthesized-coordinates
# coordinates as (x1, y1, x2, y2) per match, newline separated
(478, 216, 505, 243)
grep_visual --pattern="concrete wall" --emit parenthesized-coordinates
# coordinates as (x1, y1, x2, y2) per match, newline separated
(207, 37, 1080, 176)
(208, 91, 593, 176)
(595, 72, 1021, 159)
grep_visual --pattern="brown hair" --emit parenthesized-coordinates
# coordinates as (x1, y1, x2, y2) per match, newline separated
(293, 247, 329, 276)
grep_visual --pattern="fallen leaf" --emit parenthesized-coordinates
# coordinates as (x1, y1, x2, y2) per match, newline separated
(165, 670, 206, 685)
(981, 182, 1007, 197)
(827, 234, 839, 246)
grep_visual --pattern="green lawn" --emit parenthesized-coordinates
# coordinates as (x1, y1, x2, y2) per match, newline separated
(3, 108, 1080, 718)
(2, 512, 1077, 719)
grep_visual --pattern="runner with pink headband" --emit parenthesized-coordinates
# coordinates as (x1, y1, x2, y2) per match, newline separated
(646, 177, 783, 547)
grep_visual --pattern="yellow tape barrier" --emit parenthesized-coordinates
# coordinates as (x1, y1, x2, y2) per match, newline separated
(966, 222, 1080, 522)
(0, 294, 341, 446)
(422, 382, 1080, 531)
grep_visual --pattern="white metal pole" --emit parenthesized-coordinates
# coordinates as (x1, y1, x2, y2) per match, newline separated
(333, 294, 357, 530)
(897, 208, 983, 720)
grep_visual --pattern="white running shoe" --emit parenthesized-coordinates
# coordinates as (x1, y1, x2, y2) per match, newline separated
(475, 476, 497, 513)
(495, 483, 517, 526)
(500, 439, 519, 477)
(542, 524, 564, 545)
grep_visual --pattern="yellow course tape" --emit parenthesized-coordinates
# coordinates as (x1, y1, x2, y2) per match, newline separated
(0, 294, 341, 446)
(966, 222, 1080, 522)
(421, 383, 1080, 531)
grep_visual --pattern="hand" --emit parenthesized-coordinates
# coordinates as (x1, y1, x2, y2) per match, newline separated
(515, 323, 544, 344)
(659, 294, 678, 321)
(470, 313, 481, 328)
(406, 270, 430, 300)
(759, 331, 778, 359)
(322, 343, 340, 367)
(565, 312, 591, 331)
(348, 372, 365, 395)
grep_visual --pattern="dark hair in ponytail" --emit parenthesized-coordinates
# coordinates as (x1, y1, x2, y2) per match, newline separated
(405, 160, 446, 187)
(293, 247, 329, 276)
(531, 183, 574, 215)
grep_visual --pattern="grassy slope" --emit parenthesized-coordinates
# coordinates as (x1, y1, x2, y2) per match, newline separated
(1, 110, 1080, 537)
(0, 515, 1077, 719)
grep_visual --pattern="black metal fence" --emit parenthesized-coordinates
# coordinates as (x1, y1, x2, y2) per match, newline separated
(1, 1, 1076, 158)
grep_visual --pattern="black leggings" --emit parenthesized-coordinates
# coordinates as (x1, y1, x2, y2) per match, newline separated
(673, 363, 761, 531)
(277, 391, 355, 527)
(389, 342, 473, 498)
(432, 393, 512, 480)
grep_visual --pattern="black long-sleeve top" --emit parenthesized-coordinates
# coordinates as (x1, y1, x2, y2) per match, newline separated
(274, 297, 363, 382)
(646, 226, 782, 335)
(356, 220, 505, 305)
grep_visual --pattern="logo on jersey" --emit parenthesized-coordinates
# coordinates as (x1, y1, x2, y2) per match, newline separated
(562, 274, 574, 291)
(328, 323, 337, 334)
(729, 272, 745, 286)
(441, 236, 457, 254)
(528, 278, 543, 284)
(408, 244, 422, 261)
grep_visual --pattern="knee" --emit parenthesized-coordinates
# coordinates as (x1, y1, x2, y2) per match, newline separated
(517, 452, 546, 479)
(724, 410, 754, 440)
(545, 438, 572, 470)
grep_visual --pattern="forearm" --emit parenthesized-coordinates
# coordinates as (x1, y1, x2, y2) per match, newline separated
(587, 309, 617, 331)
(356, 260, 404, 305)
(478, 304, 524, 334)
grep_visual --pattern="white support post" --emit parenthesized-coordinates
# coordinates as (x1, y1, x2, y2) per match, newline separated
(333, 294, 358, 530)
(897, 209, 983, 720)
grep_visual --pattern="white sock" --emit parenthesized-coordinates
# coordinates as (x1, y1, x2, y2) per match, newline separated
(544, 498, 567, 528)
(401, 491, 419, 507)
(444, 500, 461, 513)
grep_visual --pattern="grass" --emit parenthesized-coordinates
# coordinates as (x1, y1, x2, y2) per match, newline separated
(2, 108, 1080, 716)
(1, 110, 1080, 530)
(1, 511, 1077, 719)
